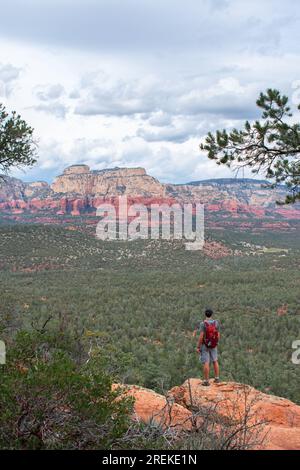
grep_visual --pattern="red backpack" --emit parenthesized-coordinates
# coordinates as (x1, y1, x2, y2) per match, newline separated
(204, 320, 219, 349)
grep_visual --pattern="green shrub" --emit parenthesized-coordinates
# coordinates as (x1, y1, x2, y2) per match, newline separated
(0, 331, 133, 450)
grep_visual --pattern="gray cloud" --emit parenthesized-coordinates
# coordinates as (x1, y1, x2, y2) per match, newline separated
(0, 63, 22, 97)
(0, 0, 224, 52)
(137, 120, 201, 144)
(32, 83, 67, 118)
(73, 72, 260, 127)
(148, 112, 172, 127)
(34, 84, 65, 101)
(137, 127, 192, 144)
(0, 0, 300, 58)
(31, 102, 68, 119)
(5, 0, 300, 183)
(74, 74, 159, 117)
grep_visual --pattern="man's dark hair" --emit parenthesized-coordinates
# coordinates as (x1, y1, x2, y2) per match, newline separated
(205, 309, 214, 318)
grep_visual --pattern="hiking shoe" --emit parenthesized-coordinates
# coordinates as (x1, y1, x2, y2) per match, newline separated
(214, 378, 221, 384)
(202, 380, 210, 387)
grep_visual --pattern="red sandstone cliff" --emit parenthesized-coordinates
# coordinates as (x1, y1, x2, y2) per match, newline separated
(51, 165, 166, 198)
(114, 380, 300, 450)
(1, 164, 300, 219)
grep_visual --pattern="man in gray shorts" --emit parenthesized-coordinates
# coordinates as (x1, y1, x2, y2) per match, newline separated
(196, 308, 220, 386)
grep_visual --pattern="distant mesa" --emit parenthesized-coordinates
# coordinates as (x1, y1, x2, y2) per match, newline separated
(63, 164, 90, 175)
(27, 181, 49, 188)
(186, 178, 272, 187)
(51, 165, 159, 197)
(0, 164, 299, 219)
(61, 164, 147, 177)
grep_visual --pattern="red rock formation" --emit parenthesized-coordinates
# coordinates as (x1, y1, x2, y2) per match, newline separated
(222, 200, 238, 213)
(113, 380, 300, 450)
(1, 166, 300, 220)
(276, 208, 300, 220)
(70, 199, 85, 216)
(168, 379, 300, 450)
(203, 240, 232, 259)
(112, 384, 192, 430)
(277, 305, 288, 317)
(51, 165, 165, 198)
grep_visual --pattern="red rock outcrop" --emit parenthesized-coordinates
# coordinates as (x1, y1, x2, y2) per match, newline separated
(168, 379, 300, 450)
(51, 165, 166, 198)
(112, 384, 192, 430)
(114, 380, 300, 450)
(203, 240, 233, 259)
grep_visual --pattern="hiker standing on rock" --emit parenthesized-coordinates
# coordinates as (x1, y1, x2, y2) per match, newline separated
(196, 309, 220, 386)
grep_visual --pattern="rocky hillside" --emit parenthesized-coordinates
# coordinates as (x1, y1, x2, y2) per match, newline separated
(167, 178, 284, 206)
(0, 164, 300, 219)
(167, 179, 300, 218)
(115, 379, 300, 450)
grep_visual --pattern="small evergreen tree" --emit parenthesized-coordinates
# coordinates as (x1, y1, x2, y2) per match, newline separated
(0, 104, 37, 173)
(0, 331, 132, 450)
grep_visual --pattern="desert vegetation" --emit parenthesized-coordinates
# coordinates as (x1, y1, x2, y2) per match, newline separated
(0, 223, 299, 406)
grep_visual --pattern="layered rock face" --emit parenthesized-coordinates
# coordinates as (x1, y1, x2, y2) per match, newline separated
(115, 380, 300, 450)
(112, 384, 192, 431)
(167, 179, 291, 216)
(0, 176, 26, 201)
(0, 165, 300, 219)
(168, 379, 300, 450)
(51, 165, 165, 198)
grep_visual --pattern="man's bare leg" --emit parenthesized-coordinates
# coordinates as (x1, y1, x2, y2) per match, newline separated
(203, 362, 210, 384)
(213, 361, 220, 382)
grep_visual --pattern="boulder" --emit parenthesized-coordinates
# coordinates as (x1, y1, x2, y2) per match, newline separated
(168, 379, 300, 450)
(113, 380, 300, 450)
(112, 384, 192, 431)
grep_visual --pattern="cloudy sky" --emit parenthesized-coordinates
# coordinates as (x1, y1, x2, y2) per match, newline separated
(1, 0, 300, 183)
